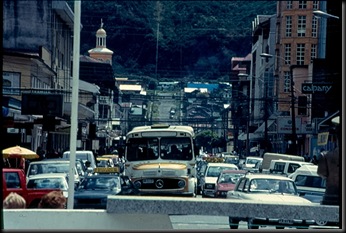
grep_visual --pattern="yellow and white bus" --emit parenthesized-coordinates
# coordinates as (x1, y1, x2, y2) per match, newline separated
(124, 124, 198, 196)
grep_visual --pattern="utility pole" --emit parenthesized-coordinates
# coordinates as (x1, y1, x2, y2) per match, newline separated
(264, 83, 269, 153)
(290, 65, 297, 155)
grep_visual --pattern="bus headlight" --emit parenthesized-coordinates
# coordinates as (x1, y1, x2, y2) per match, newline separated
(134, 180, 142, 188)
(178, 180, 186, 188)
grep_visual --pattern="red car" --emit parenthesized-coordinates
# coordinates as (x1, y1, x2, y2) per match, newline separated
(214, 169, 247, 198)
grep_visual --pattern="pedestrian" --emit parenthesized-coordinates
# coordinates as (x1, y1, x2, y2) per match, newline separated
(303, 153, 309, 162)
(317, 116, 340, 206)
(38, 190, 66, 209)
(310, 155, 318, 165)
(3, 192, 26, 209)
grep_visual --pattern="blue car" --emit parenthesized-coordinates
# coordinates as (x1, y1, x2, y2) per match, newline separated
(74, 174, 139, 209)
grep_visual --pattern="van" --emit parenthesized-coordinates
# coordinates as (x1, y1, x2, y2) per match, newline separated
(288, 164, 326, 203)
(268, 159, 313, 175)
(62, 150, 96, 169)
(261, 153, 305, 170)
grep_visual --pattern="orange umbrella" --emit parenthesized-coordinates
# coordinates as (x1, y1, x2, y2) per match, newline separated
(2, 145, 39, 159)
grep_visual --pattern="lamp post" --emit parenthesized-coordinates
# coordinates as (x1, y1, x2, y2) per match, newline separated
(238, 73, 251, 156)
(260, 53, 297, 155)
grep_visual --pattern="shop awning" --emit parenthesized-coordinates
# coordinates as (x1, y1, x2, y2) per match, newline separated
(238, 132, 262, 141)
(254, 119, 275, 134)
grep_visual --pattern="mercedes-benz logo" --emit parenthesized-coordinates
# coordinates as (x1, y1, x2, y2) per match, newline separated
(155, 179, 164, 188)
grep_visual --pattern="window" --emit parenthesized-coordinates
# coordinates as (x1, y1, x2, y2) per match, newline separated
(3, 72, 21, 95)
(273, 162, 285, 172)
(284, 44, 291, 65)
(5, 172, 21, 188)
(313, 1, 319, 9)
(288, 163, 301, 173)
(286, 1, 292, 9)
(298, 1, 307, 9)
(311, 44, 317, 60)
(297, 15, 306, 37)
(284, 72, 291, 93)
(285, 16, 292, 37)
(296, 43, 305, 65)
(312, 16, 318, 37)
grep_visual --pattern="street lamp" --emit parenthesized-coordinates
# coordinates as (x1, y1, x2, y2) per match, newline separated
(313, 10, 339, 19)
(260, 53, 297, 155)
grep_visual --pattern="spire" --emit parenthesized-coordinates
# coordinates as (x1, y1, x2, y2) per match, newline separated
(101, 18, 103, 29)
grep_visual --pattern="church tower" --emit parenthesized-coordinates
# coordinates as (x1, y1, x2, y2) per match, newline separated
(88, 19, 114, 64)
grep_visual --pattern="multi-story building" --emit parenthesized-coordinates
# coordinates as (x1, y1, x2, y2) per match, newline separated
(2, 0, 102, 154)
(2, 0, 76, 152)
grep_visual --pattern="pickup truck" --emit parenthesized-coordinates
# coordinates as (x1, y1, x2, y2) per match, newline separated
(2, 168, 59, 208)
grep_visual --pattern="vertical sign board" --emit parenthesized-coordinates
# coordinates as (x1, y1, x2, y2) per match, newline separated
(317, 132, 329, 146)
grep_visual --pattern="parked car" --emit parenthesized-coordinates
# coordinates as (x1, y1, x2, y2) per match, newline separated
(214, 169, 246, 198)
(200, 162, 238, 197)
(73, 174, 139, 209)
(288, 164, 325, 203)
(227, 173, 315, 229)
(26, 173, 69, 198)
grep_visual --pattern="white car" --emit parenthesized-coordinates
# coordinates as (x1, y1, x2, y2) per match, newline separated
(26, 158, 81, 188)
(26, 173, 69, 198)
(241, 156, 263, 171)
(227, 173, 315, 229)
(200, 162, 238, 197)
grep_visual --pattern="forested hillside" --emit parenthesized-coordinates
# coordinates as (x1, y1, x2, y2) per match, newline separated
(67, 1, 276, 82)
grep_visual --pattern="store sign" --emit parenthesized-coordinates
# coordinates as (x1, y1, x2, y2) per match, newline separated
(277, 117, 314, 134)
(21, 93, 63, 116)
(301, 83, 333, 94)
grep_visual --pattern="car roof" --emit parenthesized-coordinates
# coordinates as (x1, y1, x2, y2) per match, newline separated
(86, 174, 120, 178)
(246, 157, 263, 160)
(29, 159, 70, 164)
(221, 169, 246, 174)
(207, 163, 238, 167)
(96, 157, 111, 160)
(27, 173, 68, 179)
(244, 173, 293, 181)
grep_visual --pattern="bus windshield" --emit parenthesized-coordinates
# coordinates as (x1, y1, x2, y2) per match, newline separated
(126, 137, 193, 161)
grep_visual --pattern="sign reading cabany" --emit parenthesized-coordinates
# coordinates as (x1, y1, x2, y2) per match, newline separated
(301, 83, 333, 94)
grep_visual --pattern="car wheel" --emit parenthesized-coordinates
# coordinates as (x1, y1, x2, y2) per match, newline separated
(276, 226, 285, 229)
(316, 220, 328, 226)
(247, 219, 259, 229)
(229, 217, 239, 229)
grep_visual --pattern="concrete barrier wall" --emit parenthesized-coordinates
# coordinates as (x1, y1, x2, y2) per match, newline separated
(3, 209, 173, 230)
(3, 196, 340, 230)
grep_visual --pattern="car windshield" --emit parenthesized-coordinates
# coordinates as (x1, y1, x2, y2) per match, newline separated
(28, 163, 76, 176)
(80, 176, 119, 190)
(27, 177, 67, 189)
(249, 178, 297, 195)
(207, 166, 236, 177)
(247, 159, 261, 164)
(219, 173, 244, 184)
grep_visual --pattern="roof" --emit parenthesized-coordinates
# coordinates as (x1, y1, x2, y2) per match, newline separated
(119, 84, 142, 91)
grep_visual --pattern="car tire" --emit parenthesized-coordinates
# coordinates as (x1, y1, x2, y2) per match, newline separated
(316, 220, 328, 226)
(229, 217, 239, 229)
(247, 219, 259, 229)
(276, 226, 285, 229)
